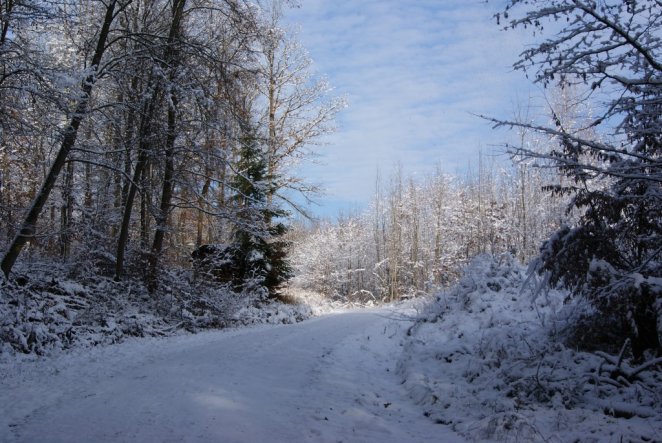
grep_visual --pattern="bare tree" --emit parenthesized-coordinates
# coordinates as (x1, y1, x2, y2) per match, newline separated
(1, 0, 131, 278)
(256, 1, 345, 216)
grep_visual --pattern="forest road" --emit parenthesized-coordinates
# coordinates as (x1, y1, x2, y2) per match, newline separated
(2, 308, 464, 443)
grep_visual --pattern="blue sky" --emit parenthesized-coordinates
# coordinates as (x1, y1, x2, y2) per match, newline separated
(282, 0, 537, 218)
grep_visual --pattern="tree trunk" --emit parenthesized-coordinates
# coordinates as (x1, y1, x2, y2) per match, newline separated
(114, 94, 156, 281)
(0, 147, 13, 242)
(196, 178, 211, 247)
(631, 286, 662, 360)
(140, 160, 151, 248)
(59, 160, 74, 260)
(115, 76, 162, 281)
(265, 44, 277, 222)
(147, 96, 177, 291)
(0, 0, 14, 46)
(145, 0, 186, 291)
(1, 0, 122, 278)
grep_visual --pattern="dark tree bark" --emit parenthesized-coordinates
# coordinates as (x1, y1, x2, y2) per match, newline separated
(147, 95, 177, 291)
(59, 160, 74, 260)
(1, 0, 127, 278)
(146, 0, 186, 291)
(196, 177, 211, 248)
(115, 0, 186, 285)
(114, 92, 158, 281)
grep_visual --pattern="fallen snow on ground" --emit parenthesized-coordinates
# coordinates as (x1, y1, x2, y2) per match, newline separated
(1, 308, 464, 443)
(399, 254, 662, 442)
(0, 267, 313, 360)
(3, 255, 661, 442)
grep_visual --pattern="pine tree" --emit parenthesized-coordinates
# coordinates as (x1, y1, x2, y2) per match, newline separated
(495, 0, 662, 359)
(228, 126, 292, 297)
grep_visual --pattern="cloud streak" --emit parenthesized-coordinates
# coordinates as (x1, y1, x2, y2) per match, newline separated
(284, 0, 535, 217)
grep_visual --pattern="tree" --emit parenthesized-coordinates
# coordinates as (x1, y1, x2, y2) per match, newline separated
(1, 0, 130, 278)
(256, 1, 345, 216)
(145, 0, 186, 291)
(288, 158, 563, 302)
(493, 0, 662, 359)
(113, 0, 259, 284)
(0, 0, 330, 299)
(224, 124, 291, 296)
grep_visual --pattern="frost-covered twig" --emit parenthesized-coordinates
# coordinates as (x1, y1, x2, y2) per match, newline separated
(629, 357, 662, 379)
(594, 339, 662, 386)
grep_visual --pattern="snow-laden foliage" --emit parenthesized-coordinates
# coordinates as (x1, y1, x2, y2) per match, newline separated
(0, 0, 340, 291)
(400, 254, 662, 442)
(493, 0, 662, 358)
(224, 126, 292, 297)
(290, 163, 568, 303)
(0, 264, 312, 361)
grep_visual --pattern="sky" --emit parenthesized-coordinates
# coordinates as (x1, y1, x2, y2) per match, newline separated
(282, 0, 538, 219)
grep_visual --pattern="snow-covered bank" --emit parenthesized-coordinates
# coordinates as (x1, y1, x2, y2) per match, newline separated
(399, 254, 662, 442)
(0, 268, 313, 361)
(3, 255, 660, 442)
(1, 309, 463, 443)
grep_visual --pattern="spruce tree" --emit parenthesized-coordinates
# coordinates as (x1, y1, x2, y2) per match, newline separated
(538, 88, 661, 358)
(229, 126, 292, 297)
(495, 0, 662, 359)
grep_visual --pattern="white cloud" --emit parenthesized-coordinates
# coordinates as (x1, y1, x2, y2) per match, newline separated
(284, 0, 537, 217)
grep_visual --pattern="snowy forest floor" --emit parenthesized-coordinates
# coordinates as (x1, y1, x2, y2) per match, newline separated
(400, 255, 662, 442)
(1, 256, 661, 442)
(0, 263, 316, 359)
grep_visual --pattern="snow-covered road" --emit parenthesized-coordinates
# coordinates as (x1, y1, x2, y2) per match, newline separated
(1, 309, 463, 442)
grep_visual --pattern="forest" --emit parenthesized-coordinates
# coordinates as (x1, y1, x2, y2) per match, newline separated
(0, 0, 345, 347)
(0, 0, 660, 438)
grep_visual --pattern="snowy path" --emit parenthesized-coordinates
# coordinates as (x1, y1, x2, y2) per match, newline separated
(1, 309, 464, 442)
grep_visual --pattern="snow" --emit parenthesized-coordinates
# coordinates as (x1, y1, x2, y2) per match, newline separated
(399, 254, 662, 442)
(2, 255, 660, 442)
(1, 308, 464, 442)
(0, 270, 314, 358)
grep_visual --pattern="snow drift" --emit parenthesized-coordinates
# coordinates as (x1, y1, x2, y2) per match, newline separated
(399, 254, 662, 442)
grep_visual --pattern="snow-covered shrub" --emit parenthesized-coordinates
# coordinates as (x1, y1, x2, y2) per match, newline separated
(0, 262, 312, 360)
(233, 300, 312, 325)
(400, 254, 662, 442)
(537, 225, 662, 360)
(496, 0, 662, 363)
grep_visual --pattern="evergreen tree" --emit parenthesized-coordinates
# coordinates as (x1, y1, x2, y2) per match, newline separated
(228, 126, 292, 297)
(538, 87, 661, 358)
(495, 0, 662, 359)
